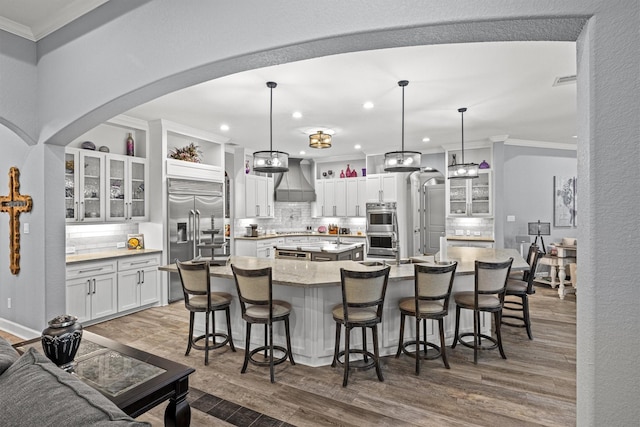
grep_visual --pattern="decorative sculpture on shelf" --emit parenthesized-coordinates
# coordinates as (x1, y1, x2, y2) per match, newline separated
(0, 167, 33, 274)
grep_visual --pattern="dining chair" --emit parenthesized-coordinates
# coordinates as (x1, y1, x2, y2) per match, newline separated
(230, 264, 295, 383)
(331, 266, 390, 387)
(396, 261, 457, 374)
(452, 258, 513, 364)
(175, 259, 235, 365)
(503, 249, 543, 339)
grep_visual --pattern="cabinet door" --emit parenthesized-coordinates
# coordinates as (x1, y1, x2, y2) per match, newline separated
(255, 177, 269, 217)
(79, 151, 105, 222)
(346, 177, 367, 217)
(129, 158, 147, 220)
(107, 155, 127, 221)
(117, 269, 140, 312)
(91, 273, 118, 319)
(139, 267, 159, 306)
(65, 150, 80, 222)
(66, 277, 91, 323)
(380, 174, 397, 202)
(366, 175, 382, 202)
(324, 180, 336, 216)
(245, 175, 258, 217)
(266, 177, 274, 217)
(469, 171, 491, 216)
(315, 179, 326, 216)
(448, 179, 468, 216)
(334, 179, 347, 217)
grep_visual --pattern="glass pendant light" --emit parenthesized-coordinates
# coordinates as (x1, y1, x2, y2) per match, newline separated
(253, 81, 289, 173)
(448, 107, 478, 179)
(384, 80, 421, 172)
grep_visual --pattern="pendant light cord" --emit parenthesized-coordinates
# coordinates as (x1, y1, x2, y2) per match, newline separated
(401, 84, 405, 151)
(269, 84, 273, 152)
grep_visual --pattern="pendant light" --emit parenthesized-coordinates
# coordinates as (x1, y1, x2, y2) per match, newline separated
(253, 81, 289, 173)
(384, 80, 421, 172)
(448, 107, 478, 179)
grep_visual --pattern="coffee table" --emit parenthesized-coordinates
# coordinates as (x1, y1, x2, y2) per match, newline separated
(14, 331, 195, 427)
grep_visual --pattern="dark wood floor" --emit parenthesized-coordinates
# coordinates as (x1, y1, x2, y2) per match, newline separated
(10, 282, 568, 426)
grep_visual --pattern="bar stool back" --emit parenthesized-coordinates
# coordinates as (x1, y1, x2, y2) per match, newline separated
(230, 264, 295, 383)
(175, 260, 235, 365)
(451, 258, 513, 364)
(331, 266, 390, 387)
(396, 261, 457, 374)
(502, 249, 543, 339)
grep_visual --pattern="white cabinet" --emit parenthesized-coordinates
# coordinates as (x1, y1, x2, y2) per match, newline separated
(66, 260, 118, 323)
(346, 177, 367, 217)
(447, 170, 492, 217)
(245, 174, 274, 217)
(366, 173, 399, 202)
(117, 254, 160, 312)
(65, 149, 106, 223)
(235, 238, 283, 258)
(106, 154, 148, 221)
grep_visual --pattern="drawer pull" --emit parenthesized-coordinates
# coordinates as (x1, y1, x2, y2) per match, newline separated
(129, 260, 152, 266)
(78, 267, 104, 273)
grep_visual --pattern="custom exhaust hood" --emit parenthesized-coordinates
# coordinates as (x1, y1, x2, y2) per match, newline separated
(274, 158, 316, 202)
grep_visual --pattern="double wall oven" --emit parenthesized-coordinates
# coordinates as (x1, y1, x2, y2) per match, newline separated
(366, 202, 398, 258)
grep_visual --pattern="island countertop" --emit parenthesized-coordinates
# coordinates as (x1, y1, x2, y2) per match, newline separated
(158, 247, 527, 288)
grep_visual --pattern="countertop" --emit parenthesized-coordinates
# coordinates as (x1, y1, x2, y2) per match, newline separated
(158, 247, 526, 288)
(66, 248, 163, 264)
(235, 233, 365, 241)
(446, 236, 495, 242)
(274, 242, 364, 254)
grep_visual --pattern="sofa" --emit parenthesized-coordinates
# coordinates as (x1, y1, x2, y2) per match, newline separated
(0, 336, 149, 426)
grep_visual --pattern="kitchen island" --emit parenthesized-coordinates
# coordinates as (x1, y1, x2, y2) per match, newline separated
(159, 247, 526, 366)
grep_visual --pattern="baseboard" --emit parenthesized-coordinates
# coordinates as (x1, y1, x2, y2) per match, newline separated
(0, 317, 40, 340)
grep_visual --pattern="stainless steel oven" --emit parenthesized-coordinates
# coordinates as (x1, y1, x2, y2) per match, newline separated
(367, 232, 398, 258)
(366, 202, 397, 233)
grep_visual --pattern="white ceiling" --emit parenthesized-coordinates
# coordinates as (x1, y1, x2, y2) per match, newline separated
(1, 2, 577, 161)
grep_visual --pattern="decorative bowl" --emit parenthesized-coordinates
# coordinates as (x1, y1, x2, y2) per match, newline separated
(81, 141, 96, 150)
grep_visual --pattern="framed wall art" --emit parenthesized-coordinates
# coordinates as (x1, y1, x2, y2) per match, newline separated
(554, 176, 577, 227)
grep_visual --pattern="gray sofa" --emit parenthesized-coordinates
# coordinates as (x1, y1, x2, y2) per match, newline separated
(0, 336, 149, 426)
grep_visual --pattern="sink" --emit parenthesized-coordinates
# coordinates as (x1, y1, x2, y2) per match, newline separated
(359, 259, 415, 267)
(359, 261, 386, 266)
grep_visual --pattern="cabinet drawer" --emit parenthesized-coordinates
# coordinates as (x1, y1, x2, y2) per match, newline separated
(66, 260, 117, 279)
(118, 254, 160, 271)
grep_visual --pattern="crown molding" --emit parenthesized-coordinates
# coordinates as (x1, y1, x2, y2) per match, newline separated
(0, 16, 35, 40)
(505, 138, 577, 151)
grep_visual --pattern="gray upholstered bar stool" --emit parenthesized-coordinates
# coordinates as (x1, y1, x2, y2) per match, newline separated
(331, 266, 390, 387)
(502, 249, 543, 339)
(451, 258, 513, 364)
(396, 261, 457, 374)
(230, 264, 295, 383)
(175, 260, 235, 366)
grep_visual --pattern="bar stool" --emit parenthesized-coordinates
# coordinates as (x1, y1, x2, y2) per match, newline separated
(396, 261, 457, 374)
(175, 260, 235, 366)
(502, 249, 543, 339)
(331, 266, 390, 387)
(452, 258, 513, 364)
(230, 264, 295, 383)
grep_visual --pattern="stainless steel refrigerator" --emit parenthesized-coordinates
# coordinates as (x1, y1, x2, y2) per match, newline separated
(167, 178, 225, 302)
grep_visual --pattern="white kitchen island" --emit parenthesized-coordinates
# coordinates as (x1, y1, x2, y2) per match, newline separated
(159, 247, 527, 367)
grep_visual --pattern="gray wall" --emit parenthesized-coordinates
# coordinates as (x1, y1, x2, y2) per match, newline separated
(0, 1, 638, 425)
(500, 145, 577, 250)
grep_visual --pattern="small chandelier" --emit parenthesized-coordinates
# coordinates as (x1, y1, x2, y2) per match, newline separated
(253, 81, 289, 173)
(448, 107, 478, 179)
(309, 130, 332, 149)
(384, 80, 421, 172)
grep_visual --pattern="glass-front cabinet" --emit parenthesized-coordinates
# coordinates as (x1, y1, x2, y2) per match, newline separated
(65, 148, 105, 223)
(447, 170, 492, 217)
(106, 154, 147, 221)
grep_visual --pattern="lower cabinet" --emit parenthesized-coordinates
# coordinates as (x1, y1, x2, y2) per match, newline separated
(448, 240, 494, 248)
(235, 238, 283, 258)
(66, 260, 118, 323)
(66, 253, 160, 324)
(117, 254, 160, 312)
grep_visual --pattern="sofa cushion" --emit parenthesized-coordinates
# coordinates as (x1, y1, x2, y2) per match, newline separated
(0, 336, 19, 375)
(0, 348, 149, 426)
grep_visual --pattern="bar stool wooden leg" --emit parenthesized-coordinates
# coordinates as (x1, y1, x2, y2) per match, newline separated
(284, 317, 295, 365)
(186, 312, 195, 356)
(523, 296, 533, 340)
(225, 307, 236, 352)
(395, 312, 406, 358)
(439, 318, 450, 369)
(241, 323, 251, 373)
(362, 327, 368, 363)
(415, 316, 421, 375)
(332, 323, 341, 367)
(372, 325, 383, 382)
(343, 327, 351, 387)
(495, 311, 506, 359)
(452, 305, 461, 349)
(269, 323, 275, 383)
(204, 311, 210, 366)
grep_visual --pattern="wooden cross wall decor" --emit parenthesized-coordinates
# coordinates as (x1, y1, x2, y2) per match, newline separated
(0, 167, 32, 275)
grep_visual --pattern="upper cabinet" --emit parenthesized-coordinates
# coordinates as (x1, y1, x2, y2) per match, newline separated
(366, 173, 399, 202)
(245, 174, 274, 218)
(66, 116, 149, 223)
(447, 170, 492, 217)
(314, 177, 365, 218)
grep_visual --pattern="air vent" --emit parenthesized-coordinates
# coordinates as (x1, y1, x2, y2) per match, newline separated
(553, 75, 577, 86)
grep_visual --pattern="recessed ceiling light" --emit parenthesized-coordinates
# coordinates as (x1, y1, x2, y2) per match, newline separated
(572, 135, 578, 138)
(292, 111, 302, 119)
(299, 150, 306, 155)
(220, 124, 229, 131)
(422, 137, 431, 142)
(354, 144, 362, 150)
(363, 102, 374, 109)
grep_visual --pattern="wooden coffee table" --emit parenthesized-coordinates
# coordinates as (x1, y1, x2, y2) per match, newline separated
(14, 331, 195, 426)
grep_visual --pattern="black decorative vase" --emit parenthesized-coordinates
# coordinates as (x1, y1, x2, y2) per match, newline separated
(41, 314, 83, 371)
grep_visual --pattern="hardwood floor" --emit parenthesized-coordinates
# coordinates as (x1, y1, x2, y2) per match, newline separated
(81, 284, 575, 426)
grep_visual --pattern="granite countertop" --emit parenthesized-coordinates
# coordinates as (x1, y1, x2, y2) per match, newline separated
(158, 247, 526, 288)
(446, 236, 495, 242)
(66, 248, 163, 264)
(235, 233, 365, 241)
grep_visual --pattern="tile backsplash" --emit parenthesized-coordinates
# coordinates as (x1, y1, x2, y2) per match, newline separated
(446, 217, 494, 237)
(66, 223, 139, 253)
